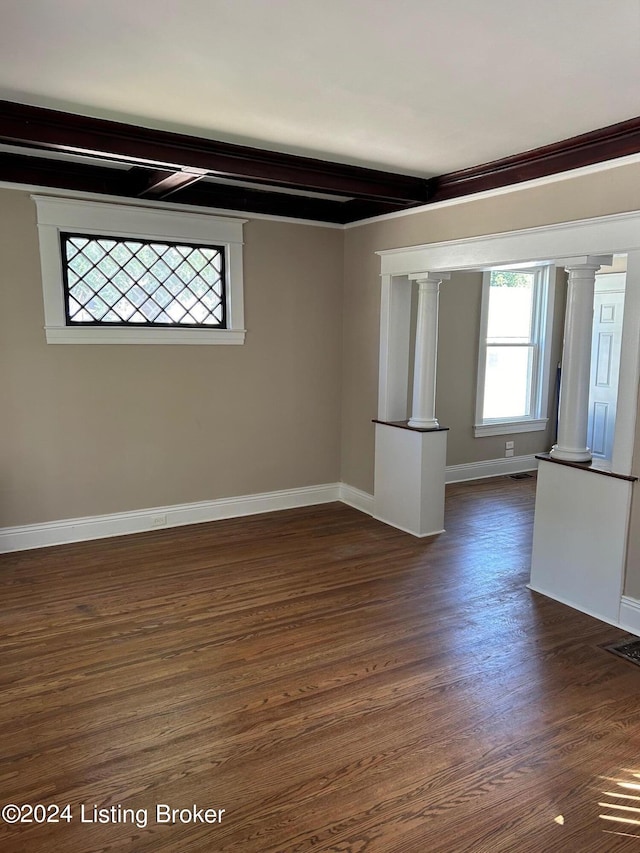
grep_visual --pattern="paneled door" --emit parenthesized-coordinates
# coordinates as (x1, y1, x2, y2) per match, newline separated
(587, 272, 626, 461)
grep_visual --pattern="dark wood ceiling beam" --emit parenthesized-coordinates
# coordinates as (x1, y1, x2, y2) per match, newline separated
(427, 115, 640, 203)
(129, 167, 205, 199)
(1, 101, 639, 224)
(0, 100, 430, 204)
(173, 179, 406, 223)
(0, 150, 132, 197)
(0, 150, 399, 223)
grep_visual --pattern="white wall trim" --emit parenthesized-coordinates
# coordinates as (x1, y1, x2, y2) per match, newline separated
(0, 484, 341, 553)
(0, 483, 383, 553)
(619, 596, 640, 637)
(43, 326, 247, 345)
(371, 519, 445, 539)
(445, 454, 538, 484)
(473, 420, 548, 438)
(346, 152, 640, 229)
(376, 210, 640, 478)
(339, 484, 375, 515)
(339, 457, 540, 509)
(527, 589, 640, 639)
(526, 583, 624, 632)
(33, 195, 247, 346)
(377, 210, 640, 275)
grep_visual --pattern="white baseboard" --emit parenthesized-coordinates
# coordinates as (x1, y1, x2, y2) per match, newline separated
(339, 484, 374, 515)
(372, 516, 445, 538)
(619, 596, 640, 637)
(527, 587, 640, 639)
(446, 454, 539, 484)
(0, 460, 540, 554)
(526, 582, 623, 631)
(0, 483, 342, 553)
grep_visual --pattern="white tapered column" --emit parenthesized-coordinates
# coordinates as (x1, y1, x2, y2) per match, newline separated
(408, 272, 450, 428)
(551, 255, 612, 462)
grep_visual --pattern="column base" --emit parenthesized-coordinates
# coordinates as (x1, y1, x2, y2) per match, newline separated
(374, 423, 447, 537)
(407, 417, 439, 429)
(550, 444, 592, 462)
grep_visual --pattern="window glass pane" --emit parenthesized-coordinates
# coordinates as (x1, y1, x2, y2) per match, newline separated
(483, 345, 533, 419)
(61, 234, 226, 328)
(487, 271, 534, 343)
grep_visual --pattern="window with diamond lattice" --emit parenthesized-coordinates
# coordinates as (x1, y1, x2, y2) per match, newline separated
(61, 234, 226, 327)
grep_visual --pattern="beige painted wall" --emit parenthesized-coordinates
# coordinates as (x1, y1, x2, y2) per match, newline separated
(3, 160, 640, 601)
(0, 189, 344, 526)
(341, 160, 640, 495)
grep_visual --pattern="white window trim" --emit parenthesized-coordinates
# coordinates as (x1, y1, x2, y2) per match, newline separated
(473, 264, 555, 438)
(32, 195, 247, 345)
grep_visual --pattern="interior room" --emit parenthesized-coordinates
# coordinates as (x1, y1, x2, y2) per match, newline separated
(1, 2, 640, 851)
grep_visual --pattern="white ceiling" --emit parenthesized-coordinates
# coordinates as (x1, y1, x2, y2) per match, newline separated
(1, 0, 639, 177)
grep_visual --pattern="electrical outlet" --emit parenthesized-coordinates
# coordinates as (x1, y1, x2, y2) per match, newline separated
(151, 514, 167, 527)
(505, 449, 514, 458)
(505, 441, 515, 450)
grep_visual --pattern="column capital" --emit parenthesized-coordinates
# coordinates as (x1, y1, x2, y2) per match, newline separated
(408, 271, 451, 286)
(560, 254, 613, 272)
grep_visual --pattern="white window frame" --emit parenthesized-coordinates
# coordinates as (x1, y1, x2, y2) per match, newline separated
(33, 195, 246, 344)
(474, 264, 555, 437)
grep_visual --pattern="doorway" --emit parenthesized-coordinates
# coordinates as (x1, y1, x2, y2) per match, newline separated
(587, 264, 626, 462)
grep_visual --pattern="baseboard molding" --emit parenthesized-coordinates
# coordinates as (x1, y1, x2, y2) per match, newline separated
(372, 516, 446, 538)
(528, 586, 640, 638)
(446, 454, 539, 484)
(339, 484, 374, 515)
(527, 582, 623, 631)
(619, 596, 640, 637)
(0, 463, 539, 554)
(0, 483, 342, 553)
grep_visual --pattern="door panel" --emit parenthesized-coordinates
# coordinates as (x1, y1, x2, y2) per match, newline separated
(587, 273, 625, 461)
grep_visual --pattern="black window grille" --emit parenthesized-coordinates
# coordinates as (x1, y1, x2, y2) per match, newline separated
(60, 233, 226, 328)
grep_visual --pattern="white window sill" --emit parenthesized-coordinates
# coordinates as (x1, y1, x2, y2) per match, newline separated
(473, 418, 548, 438)
(44, 326, 246, 345)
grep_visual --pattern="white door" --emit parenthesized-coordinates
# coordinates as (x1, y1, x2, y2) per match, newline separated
(587, 272, 625, 461)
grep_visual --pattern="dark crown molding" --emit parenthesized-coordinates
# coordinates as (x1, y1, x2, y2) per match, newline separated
(0, 100, 638, 223)
(428, 115, 640, 204)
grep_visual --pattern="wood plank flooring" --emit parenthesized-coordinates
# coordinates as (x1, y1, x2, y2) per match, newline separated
(1, 475, 640, 852)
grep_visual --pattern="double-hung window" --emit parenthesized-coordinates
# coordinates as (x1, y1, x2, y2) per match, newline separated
(474, 265, 554, 437)
(33, 196, 246, 345)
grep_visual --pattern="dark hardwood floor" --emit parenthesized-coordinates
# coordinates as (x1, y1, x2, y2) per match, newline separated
(1, 475, 640, 852)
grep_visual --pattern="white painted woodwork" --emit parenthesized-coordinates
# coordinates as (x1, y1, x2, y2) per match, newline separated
(377, 274, 413, 420)
(0, 483, 341, 553)
(445, 454, 538, 483)
(0, 482, 379, 554)
(473, 264, 555, 437)
(550, 256, 612, 462)
(377, 214, 638, 277)
(588, 273, 625, 460)
(529, 461, 632, 626)
(619, 597, 640, 637)
(373, 424, 447, 537)
(612, 251, 640, 474)
(375, 213, 640, 628)
(33, 195, 247, 345)
(407, 272, 450, 428)
(377, 213, 640, 475)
